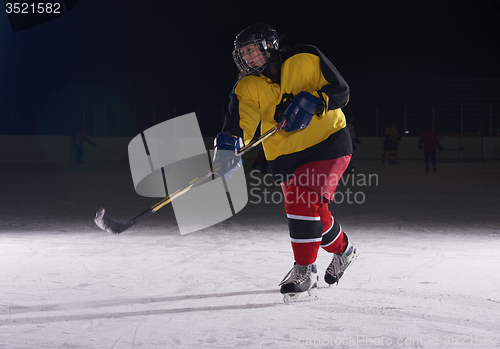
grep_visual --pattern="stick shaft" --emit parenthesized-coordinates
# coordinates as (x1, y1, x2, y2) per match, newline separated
(237, 119, 286, 155)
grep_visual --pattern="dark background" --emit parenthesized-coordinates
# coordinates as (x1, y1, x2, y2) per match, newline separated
(1, 0, 499, 138)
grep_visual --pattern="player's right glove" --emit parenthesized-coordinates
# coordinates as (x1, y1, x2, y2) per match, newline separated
(213, 133, 243, 179)
(277, 91, 324, 132)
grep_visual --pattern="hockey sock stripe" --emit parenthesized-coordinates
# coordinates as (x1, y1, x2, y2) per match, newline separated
(284, 184, 324, 264)
(321, 226, 347, 254)
(286, 214, 320, 221)
(321, 226, 342, 248)
(322, 216, 334, 236)
(320, 218, 346, 253)
(291, 237, 323, 243)
(321, 218, 341, 245)
(288, 218, 324, 240)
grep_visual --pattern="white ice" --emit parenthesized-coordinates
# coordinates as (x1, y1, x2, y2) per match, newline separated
(1, 159, 499, 349)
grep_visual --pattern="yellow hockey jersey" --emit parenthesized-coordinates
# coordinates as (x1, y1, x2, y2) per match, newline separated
(222, 45, 352, 182)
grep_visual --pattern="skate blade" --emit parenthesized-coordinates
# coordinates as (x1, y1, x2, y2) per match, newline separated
(283, 288, 318, 303)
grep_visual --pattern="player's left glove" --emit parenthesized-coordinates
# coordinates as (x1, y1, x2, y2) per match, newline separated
(277, 92, 324, 132)
(213, 133, 243, 179)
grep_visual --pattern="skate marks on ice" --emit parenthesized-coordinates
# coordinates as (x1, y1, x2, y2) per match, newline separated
(0, 289, 282, 325)
(1, 286, 347, 326)
(321, 287, 500, 333)
(3, 285, 497, 331)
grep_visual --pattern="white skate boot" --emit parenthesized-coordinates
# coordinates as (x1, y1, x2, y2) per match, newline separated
(324, 238, 358, 285)
(279, 263, 319, 303)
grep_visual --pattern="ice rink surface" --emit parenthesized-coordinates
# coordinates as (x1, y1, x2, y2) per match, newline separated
(1, 158, 499, 349)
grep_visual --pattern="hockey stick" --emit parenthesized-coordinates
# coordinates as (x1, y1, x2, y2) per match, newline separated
(94, 119, 287, 234)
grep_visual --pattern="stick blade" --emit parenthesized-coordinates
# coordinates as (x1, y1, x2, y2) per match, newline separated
(94, 206, 134, 234)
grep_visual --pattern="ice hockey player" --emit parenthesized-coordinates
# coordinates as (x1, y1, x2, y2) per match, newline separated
(382, 122, 400, 164)
(74, 128, 97, 164)
(418, 125, 443, 172)
(213, 23, 358, 302)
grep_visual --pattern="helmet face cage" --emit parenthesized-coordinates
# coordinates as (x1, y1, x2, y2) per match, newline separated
(232, 25, 279, 75)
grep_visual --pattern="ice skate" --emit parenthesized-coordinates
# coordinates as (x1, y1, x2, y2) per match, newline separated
(279, 263, 318, 303)
(324, 238, 358, 285)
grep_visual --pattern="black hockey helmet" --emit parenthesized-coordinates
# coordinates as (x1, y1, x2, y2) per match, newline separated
(232, 23, 279, 75)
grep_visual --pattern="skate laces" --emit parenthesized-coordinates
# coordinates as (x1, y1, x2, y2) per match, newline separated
(326, 244, 355, 282)
(279, 264, 312, 286)
(326, 253, 346, 281)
